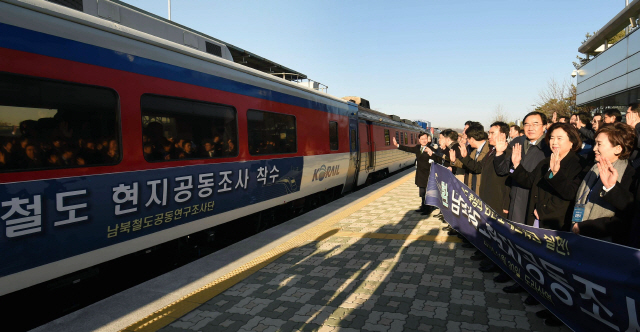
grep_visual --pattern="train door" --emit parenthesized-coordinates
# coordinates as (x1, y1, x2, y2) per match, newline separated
(358, 121, 369, 170)
(342, 112, 359, 193)
(359, 121, 374, 171)
(367, 122, 375, 170)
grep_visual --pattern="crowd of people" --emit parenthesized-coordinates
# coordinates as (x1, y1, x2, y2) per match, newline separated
(0, 119, 119, 171)
(397, 103, 640, 327)
(0, 136, 120, 170)
(142, 121, 236, 161)
(142, 135, 237, 161)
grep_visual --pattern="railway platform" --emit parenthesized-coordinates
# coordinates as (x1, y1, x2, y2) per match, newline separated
(33, 168, 569, 332)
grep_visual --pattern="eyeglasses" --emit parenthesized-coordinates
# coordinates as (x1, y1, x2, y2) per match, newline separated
(523, 123, 542, 128)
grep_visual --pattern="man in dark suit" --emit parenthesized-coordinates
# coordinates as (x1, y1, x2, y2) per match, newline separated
(453, 122, 511, 218)
(450, 123, 490, 195)
(453, 122, 512, 274)
(493, 111, 551, 297)
(494, 111, 551, 225)
(433, 129, 464, 181)
(393, 132, 435, 216)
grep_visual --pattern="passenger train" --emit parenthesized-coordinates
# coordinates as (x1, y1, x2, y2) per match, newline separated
(0, 0, 425, 295)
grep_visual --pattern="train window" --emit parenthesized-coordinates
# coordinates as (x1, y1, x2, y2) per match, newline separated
(395, 131, 399, 144)
(384, 129, 390, 146)
(404, 132, 408, 144)
(410, 133, 414, 144)
(248, 110, 296, 155)
(141, 95, 237, 161)
(0, 73, 120, 172)
(329, 121, 338, 151)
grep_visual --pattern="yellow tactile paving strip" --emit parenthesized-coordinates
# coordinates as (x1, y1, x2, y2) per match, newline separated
(122, 171, 458, 332)
(332, 232, 462, 243)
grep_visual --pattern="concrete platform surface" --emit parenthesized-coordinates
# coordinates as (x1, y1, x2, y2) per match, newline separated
(31, 168, 570, 332)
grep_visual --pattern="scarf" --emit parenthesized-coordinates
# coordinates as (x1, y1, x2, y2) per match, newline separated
(575, 159, 628, 221)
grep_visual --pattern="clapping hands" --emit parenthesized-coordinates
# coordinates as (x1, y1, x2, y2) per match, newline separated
(495, 133, 508, 156)
(549, 150, 562, 175)
(626, 111, 640, 128)
(597, 157, 618, 189)
(459, 144, 468, 158)
(511, 143, 522, 168)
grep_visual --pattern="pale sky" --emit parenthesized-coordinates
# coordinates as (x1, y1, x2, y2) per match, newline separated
(127, 0, 625, 129)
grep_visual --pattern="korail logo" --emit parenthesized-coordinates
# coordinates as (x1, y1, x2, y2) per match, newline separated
(312, 164, 340, 182)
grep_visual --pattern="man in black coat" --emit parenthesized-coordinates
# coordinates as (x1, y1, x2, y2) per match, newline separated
(432, 129, 463, 176)
(455, 122, 511, 219)
(494, 112, 551, 224)
(450, 122, 512, 272)
(393, 132, 435, 215)
(430, 129, 463, 226)
(493, 111, 551, 296)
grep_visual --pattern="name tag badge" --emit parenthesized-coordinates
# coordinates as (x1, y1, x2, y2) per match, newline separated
(572, 204, 586, 223)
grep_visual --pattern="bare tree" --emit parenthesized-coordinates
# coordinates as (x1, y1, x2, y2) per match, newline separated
(490, 104, 510, 124)
(534, 78, 573, 118)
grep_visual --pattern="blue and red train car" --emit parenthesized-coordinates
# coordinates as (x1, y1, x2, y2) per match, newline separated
(0, 0, 425, 295)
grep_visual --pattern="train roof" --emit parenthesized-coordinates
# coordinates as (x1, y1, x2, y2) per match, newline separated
(45, 0, 307, 81)
(356, 106, 424, 131)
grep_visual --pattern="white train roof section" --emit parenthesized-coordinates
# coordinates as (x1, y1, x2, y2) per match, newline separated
(43, 0, 308, 81)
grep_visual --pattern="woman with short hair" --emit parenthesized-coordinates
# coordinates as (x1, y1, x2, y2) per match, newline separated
(510, 122, 587, 327)
(510, 123, 585, 231)
(571, 122, 637, 245)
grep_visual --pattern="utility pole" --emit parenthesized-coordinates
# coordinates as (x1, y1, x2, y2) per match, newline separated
(168, 0, 171, 20)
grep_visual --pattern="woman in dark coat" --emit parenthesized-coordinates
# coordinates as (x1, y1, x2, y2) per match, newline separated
(572, 123, 637, 246)
(510, 123, 585, 231)
(393, 132, 435, 215)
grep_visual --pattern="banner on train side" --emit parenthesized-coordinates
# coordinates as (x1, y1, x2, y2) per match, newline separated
(0, 157, 303, 279)
(425, 164, 640, 332)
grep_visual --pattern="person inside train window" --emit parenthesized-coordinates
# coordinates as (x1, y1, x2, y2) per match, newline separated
(201, 140, 213, 157)
(47, 152, 61, 167)
(103, 139, 119, 163)
(160, 139, 173, 160)
(60, 148, 77, 166)
(22, 143, 42, 169)
(97, 138, 108, 154)
(0, 149, 6, 170)
(80, 140, 100, 164)
(1, 139, 15, 168)
(212, 135, 225, 156)
(19, 119, 38, 138)
(51, 137, 65, 155)
(224, 139, 236, 156)
(174, 138, 185, 154)
(143, 142, 155, 160)
(2, 139, 12, 156)
(40, 141, 53, 159)
(179, 141, 196, 159)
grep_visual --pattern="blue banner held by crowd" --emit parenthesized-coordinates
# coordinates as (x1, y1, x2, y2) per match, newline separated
(425, 164, 640, 332)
